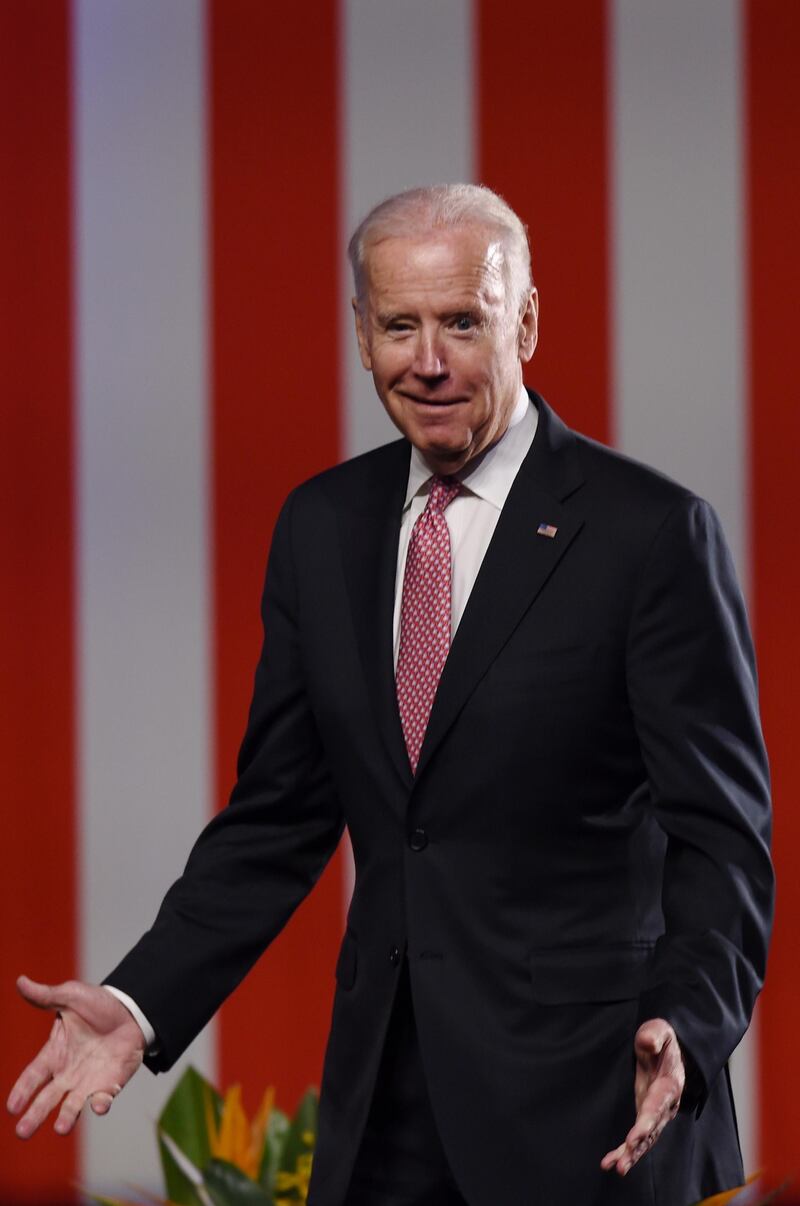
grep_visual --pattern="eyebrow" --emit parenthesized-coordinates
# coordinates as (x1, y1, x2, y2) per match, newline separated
(375, 309, 414, 325)
(375, 303, 487, 325)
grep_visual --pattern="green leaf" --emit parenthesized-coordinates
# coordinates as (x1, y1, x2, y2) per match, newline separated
(257, 1107, 290, 1197)
(157, 1065, 223, 1206)
(275, 1088, 318, 1202)
(157, 1130, 207, 1206)
(202, 1159, 273, 1206)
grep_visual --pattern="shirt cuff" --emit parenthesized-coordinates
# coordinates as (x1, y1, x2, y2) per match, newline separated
(103, 985, 157, 1050)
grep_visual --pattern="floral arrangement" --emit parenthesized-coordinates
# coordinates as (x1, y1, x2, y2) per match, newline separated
(85, 1065, 789, 1206)
(88, 1065, 317, 1206)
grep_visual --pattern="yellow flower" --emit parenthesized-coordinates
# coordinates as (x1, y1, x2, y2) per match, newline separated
(275, 1150, 314, 1204)
(204, 1081, 275, 1181)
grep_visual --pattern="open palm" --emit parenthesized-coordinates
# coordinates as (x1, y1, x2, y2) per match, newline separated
(7, 975, 145, 1138)
(600, 1017, 686, 1176)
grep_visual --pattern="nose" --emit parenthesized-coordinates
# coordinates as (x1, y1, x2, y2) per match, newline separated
(412, 329, 448, 381)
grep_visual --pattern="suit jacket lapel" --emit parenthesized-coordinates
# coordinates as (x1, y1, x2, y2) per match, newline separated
(414, 395, 586, 781)
(337, 440, 414, 790)
(337, 396, 587, 791)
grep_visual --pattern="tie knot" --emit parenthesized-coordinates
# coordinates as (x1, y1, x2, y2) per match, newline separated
(426, 475, 460, 514)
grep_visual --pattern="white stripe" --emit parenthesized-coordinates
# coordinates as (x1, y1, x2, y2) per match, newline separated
(611, 0, 747, 578)
(341, 0, 475, 461)
(339, 0, 474, 904)
(73, 0, 213, 1193)
(611, 0, 756, 1170)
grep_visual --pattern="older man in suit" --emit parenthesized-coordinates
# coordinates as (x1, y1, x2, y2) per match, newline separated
(9, 185, 773, 1205)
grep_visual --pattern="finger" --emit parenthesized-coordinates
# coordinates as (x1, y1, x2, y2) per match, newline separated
(603, 1113, 659, 1174)
(600, 1142, 627, 1171)
(14, 1078, 66, 1140)
(601, 1132, 652, 1176)
(7, 1052, 56, 1116)
(628, 1103, 671, 1154)
(604, 1134, 650, 1176)
(603, 1101, 676, 1176)
(54, 1088, 88, 1135)
(88, 1091, 115, 1116)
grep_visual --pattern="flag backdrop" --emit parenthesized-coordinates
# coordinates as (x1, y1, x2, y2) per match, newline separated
(1, 1, 798, 1201)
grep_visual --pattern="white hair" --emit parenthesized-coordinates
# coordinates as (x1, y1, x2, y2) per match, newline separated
(348, 183, 533, 317)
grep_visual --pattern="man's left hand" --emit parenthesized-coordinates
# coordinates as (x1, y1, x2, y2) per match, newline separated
(600, 1018, 686, 1176)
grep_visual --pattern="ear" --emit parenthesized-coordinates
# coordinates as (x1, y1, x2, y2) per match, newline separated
(353, 299, 373, 371)
(517, 288, 539, 363)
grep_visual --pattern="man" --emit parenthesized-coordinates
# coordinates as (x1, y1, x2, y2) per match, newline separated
(8, 185, 773, 1205)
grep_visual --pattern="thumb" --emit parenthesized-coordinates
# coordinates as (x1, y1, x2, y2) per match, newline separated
(16, 975, 65, 1012)
(635, 1021, 670, 1057)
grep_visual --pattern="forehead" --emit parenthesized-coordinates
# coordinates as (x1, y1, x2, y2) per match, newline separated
(363, 226, 507, 311)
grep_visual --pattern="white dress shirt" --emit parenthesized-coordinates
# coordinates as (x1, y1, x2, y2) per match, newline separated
(105, 984, 156, 1048)
(108, 385, 537, 1050)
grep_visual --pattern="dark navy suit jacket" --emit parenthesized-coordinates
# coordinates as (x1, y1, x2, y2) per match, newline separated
(109, 394, 774, 1206)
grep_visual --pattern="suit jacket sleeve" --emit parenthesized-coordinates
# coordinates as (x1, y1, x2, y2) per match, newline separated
(105, 490, 345, 1072)
(627, 494, 774, 1101)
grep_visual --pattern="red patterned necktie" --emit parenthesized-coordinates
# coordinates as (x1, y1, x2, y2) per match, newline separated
(396, 475, 461, 774)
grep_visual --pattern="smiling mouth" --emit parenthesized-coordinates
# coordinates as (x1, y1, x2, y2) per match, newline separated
(399, 392, 467, 406)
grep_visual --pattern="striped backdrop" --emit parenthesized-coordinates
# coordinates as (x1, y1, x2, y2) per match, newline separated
(1, 1, 797, 1200)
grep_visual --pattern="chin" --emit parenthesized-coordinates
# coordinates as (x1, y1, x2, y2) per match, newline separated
(411, 420, 472, 451)
(417, 443, 473, 474)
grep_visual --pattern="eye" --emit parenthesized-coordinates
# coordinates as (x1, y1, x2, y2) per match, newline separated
(452, 313, 476, 332)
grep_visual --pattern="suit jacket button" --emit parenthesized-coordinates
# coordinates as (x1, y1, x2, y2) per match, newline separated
(389, 945, 401, 967)
(409, 827, 428, 851)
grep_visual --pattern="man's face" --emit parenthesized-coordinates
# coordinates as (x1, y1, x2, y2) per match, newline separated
(354, 225, 538, 474)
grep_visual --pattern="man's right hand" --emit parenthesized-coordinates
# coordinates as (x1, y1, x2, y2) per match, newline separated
(7, 975, 146, 1138)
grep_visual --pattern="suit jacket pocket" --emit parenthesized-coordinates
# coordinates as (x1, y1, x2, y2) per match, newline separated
(528, 944, 653, 1005)
(335, 929, 358, 991)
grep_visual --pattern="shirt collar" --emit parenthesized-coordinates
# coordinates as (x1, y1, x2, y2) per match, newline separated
(403, 384, 537, 512)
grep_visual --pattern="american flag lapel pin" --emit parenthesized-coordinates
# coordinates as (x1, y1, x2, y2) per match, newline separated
(537, 522, 558, 539)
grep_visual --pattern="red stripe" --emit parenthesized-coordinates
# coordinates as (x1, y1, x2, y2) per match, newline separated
(209, 0, 344, 1111)
(0, 3, 77, 1201)
(476, 0, 611, 444)
(745, 0, 800, 1178)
